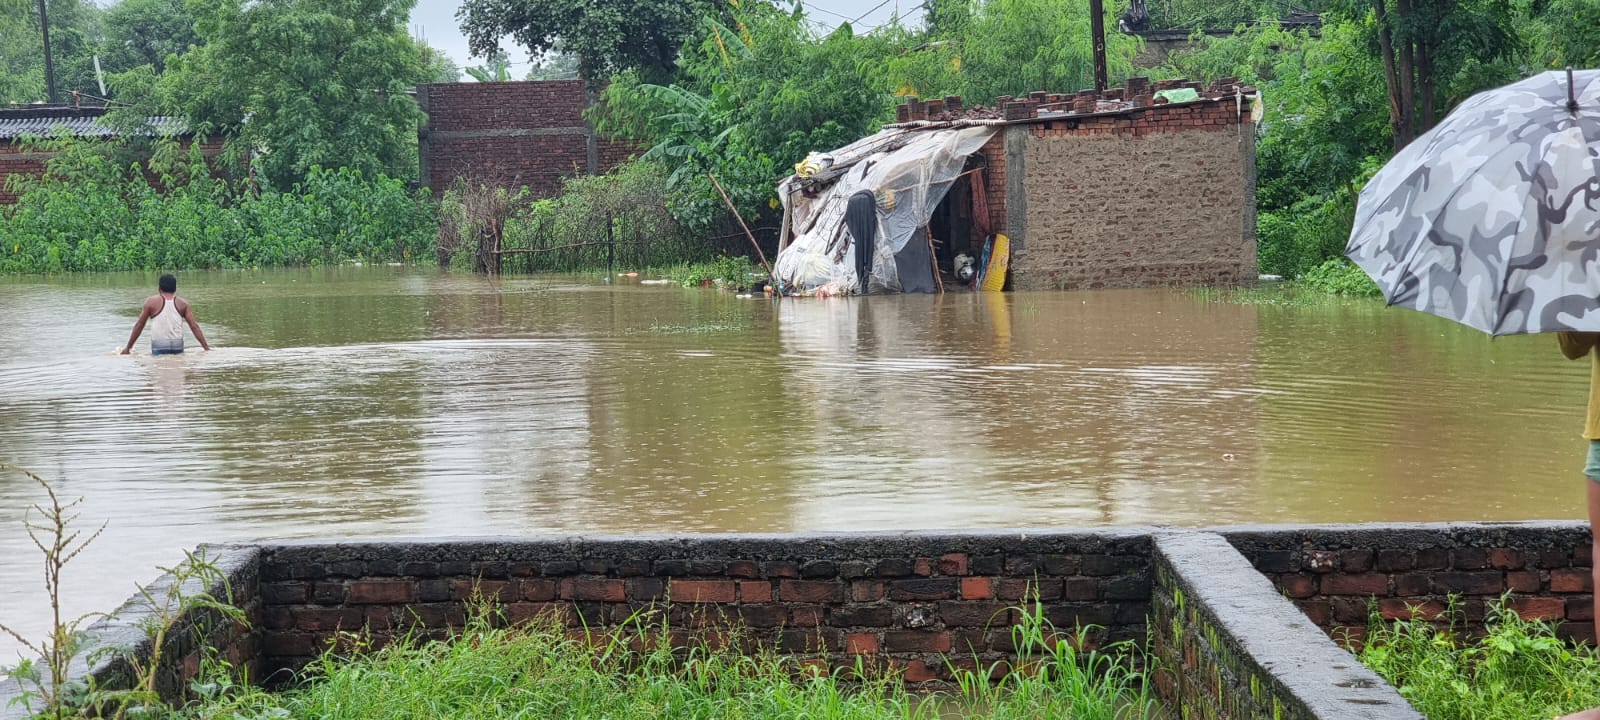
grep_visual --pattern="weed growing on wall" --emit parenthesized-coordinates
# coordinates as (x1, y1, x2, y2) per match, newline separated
(1359, 596, 1600, 719)
(0, 466, 106, 720)
(0, 465, 247, 720)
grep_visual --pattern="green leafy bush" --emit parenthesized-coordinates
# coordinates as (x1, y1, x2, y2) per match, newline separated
(1298, 258, 1381, 297)
(0, 138, 434, 274)
(658, 255, 762, 290)
(1361, 597, 1600, 720)
(482, 161, 706, 274)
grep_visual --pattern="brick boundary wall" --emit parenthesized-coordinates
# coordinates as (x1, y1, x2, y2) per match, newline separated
(1224, 523, 1595, 645)
(253, 531, 1153, 683)
(417, 81, 636, 198)
(3, 523, 1593, 720)
(1154, 533, 1420, 720)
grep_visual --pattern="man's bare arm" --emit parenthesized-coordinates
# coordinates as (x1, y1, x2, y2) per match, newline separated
(1559, 332, 1599, 360)
(121, 303, 152, 355)
(184, 306, 211, 351)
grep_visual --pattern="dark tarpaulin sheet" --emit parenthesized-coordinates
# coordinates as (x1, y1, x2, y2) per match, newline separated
(892, 230, 937, 294)
(846, 191, 877, 293)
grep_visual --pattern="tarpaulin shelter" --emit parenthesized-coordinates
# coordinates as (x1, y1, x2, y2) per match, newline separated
(773, 126, 998, 295)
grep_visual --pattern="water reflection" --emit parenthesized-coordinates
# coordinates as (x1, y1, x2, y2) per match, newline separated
(0, 268, 1590, 662)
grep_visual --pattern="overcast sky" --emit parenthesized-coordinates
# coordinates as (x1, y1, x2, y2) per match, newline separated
(409, 0, 926, 76)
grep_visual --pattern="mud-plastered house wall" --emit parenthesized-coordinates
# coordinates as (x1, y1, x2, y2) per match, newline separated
(1011, 98, 1257, 290)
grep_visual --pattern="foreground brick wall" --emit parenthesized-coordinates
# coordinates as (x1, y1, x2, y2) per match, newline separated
(255, 533, 1153, 683)
(9, 524, 1597, 720)
(418, 81, 635, 197)
(1013, 98, 1256, 290)
(1226, 523, 1594, 645)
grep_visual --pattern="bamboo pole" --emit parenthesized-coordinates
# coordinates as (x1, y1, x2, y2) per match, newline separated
(708, 173, 782, 296)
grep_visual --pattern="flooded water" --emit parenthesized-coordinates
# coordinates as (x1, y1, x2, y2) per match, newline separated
(0, 266, 1590, 659)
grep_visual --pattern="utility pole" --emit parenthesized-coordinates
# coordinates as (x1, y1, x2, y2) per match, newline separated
(1089, 0, 1108, 92)
(38, 0, 58, 103)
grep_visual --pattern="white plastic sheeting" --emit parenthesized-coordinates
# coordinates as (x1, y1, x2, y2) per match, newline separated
(773, 126, 998, 295)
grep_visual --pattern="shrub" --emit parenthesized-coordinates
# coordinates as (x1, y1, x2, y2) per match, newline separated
(480, 161, 708, 274)
(1298, 258, 1381, 297)
(0, 137, 435, 274)
(1360, 597, 1600, 720)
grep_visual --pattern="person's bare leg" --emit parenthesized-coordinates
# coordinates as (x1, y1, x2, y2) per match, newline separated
(1564, 481, 1600, 720)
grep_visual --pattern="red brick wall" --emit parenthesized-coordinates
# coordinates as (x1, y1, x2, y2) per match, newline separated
(255, 534, 1153, 684)
(977, 134, 1007, 236)
(419, 81, 637, 198)
(0, 144, 48, 205)
(1228, 524, 1595, 647)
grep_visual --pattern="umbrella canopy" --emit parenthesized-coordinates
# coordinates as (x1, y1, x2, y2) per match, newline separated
(1347, 69, 1600, 335)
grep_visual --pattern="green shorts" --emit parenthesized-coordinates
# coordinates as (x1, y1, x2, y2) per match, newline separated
(1586, 440, 1600, 482)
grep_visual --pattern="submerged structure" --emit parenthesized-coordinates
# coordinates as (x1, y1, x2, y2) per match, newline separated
(773, 77, 1260, 294)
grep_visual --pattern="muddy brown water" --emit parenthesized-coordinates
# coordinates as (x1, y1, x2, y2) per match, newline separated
(0, 266, 1589, 661)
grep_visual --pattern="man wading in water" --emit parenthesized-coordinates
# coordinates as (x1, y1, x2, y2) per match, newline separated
(121, 274, 211, 355)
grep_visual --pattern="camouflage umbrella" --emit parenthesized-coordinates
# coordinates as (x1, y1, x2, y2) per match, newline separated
(1346, 69, 1600, 335)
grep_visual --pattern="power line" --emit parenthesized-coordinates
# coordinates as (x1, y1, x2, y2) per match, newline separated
(848, 0, 895, 25)
(799, 1, 855, 22)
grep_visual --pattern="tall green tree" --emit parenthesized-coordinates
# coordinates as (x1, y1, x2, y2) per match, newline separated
(0, 0, 102, 103)
(887, 0, 1142, 106)
(600, 3, 897, 232)
(1333, 0, 1519, 149)
(150, 0, 435, 187)
(97, 0, 198, 75)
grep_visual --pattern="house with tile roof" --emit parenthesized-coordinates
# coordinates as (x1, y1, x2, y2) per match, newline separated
(0, 104, 227, 204)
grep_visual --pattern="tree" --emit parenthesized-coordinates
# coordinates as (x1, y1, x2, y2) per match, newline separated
(419, 41, 462, 83)
(98, 0, 199, 75)
(526, 50, 579, 80)
(888, 0, 1142, 106)
(921, 0, 972, 37)
(465, 50, 514, 81)
(0, 0, 102, 103)
(457, 0, 715, 173)
(600, 3, 899, 233)
(149, 0, 435, 187)
(1338, 0, 1519, 150)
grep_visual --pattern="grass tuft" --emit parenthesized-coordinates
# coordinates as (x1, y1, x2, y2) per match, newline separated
(1359, 595, 1600, 720)
(186, 601, 1158, 720)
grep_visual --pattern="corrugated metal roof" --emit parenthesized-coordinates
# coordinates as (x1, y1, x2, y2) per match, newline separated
(0, 114, 188, 140)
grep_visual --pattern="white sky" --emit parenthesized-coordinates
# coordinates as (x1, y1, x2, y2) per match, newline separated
(408, 0, 926, 76)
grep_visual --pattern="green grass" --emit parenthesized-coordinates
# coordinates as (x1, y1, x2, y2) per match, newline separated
(1358, 596, 1600, 719)
(1185, 281, 1380, 307)
(183, 602, 1158, 720)
(654, 256, 766, 290)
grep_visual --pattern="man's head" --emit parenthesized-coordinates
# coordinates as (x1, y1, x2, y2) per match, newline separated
(158, 274, 177, 294)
